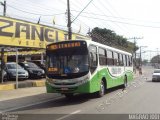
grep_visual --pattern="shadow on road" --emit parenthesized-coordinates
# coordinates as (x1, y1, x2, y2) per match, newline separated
(7, 86, 123, 112)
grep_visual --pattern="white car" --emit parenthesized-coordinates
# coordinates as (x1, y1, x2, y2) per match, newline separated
(5, 62, 29, 80)
(152, 69, 160, 82)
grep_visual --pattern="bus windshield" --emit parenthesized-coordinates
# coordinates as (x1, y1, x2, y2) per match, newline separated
(46, 42, 89, 79)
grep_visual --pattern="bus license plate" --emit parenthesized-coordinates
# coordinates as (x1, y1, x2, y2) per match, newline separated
(61, 88, 68, 90)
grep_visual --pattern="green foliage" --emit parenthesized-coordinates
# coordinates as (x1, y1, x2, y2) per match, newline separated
(151, 55, 160, 63)
(89, 27, 138, 53)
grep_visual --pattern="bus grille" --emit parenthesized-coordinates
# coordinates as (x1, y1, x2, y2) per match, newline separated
(54, 82, 76, 85)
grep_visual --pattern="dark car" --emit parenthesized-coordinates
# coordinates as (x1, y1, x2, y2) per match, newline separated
(27, 60, 46, 72)
(19, 62, 45, 78)
(5, 62, 29, 80)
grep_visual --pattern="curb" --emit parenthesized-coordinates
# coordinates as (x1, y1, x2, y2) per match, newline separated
(0, 80, 45, 91)
(32, 80, 45, 87)
(0, 84, 15, 91)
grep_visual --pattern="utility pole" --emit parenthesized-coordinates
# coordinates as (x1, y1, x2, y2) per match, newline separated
(139, 46, 147, 75)
(1, 0, 6, 16)
(128, 37, 143, 73)
(139, 47, 142, 66)
(139, 46, 147, 66)
(0, 0, 6, 83)
(67, 0, 72, 40)
(66, 0, 93, 40)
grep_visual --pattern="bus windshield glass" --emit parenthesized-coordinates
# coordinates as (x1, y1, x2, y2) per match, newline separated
(46, 41, 89, 79)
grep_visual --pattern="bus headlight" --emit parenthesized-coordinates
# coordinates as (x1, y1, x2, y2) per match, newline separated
(47, 77, 55, 83)
(77, 76, 89, 85)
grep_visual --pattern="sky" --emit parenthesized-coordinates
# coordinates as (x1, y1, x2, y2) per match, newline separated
(1, 0, 160, 60)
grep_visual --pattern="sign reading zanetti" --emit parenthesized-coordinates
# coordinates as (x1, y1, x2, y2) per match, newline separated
(0, 16, 66, 48)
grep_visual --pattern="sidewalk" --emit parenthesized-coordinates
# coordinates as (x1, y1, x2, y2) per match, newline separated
(0, 79, 46, 91)
(0, 86, 46, 102)
(133, 71, 140, 79)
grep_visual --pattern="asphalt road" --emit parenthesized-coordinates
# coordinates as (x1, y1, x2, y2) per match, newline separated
(1, 66, 160, 120)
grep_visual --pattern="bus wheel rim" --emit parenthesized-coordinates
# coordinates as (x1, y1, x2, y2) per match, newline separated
(101, 81, 105, 95)
(124, 79, 127, 87)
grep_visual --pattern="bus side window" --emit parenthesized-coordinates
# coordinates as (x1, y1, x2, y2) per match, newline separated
(98, 48, 107, 65)
(106, 50, 114, 65)
(123, 54, 126, 66)
(126, 55, 129, 66)
(89, 45, 97, 73)
(128, 56, 132, 66)
(130, 56, 133, 66)
(119, 54, 124, 66)
(113, 52, 119, 66)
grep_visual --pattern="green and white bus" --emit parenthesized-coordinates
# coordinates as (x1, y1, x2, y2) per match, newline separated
(46, 40, 133, 98)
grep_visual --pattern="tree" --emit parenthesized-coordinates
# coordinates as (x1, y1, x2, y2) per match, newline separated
(89, 27, 137, 52)
(151, 55, 160, 63)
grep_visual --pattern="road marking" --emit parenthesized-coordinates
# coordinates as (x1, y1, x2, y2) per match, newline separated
(1, 95, 63, 113)
(56, 110, 81, 120)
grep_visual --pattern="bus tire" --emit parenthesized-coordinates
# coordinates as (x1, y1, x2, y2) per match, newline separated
(64, 93, 74, 99)
(96, 80, 105, 98)
(122, 75, 127, 88)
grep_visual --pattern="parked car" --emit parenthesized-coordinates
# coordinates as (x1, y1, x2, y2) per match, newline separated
(0, 62, 7, 81)
(27, 60, 46, 72)
(5, 62, 29, 80)
(152, 69, 160, 82)
(19, 62, 45, 78)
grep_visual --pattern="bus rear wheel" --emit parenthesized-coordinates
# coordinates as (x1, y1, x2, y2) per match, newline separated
(96, 80, 105, 98)
(64, 93, 74, 99)
(122, 76, 127, 88)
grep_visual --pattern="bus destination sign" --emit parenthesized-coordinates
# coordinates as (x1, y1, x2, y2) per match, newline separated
(47, 42, 82, 50)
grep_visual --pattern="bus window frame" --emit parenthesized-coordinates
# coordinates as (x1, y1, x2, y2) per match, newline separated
(98, 47, 107, 66)
(89, 45, 98, 74)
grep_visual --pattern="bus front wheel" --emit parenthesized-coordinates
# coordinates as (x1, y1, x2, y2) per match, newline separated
(122, 76, 127, 88)
(96, 80, 105, 98)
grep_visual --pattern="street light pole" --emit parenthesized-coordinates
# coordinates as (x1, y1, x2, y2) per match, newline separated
(139, 47, 143, 66)
(67, 0, 72, 40)
(127, 37, 143, 73)
(139, 46, 147, 75)
(1, 0, 6, 83)
(16, 48, 18, 89)
(139, 46, 147, 66)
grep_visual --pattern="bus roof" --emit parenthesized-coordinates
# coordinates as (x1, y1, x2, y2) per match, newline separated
(47, 39, 132, 56)
(85, 40, 132, 56)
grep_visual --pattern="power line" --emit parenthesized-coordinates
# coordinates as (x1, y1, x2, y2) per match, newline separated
(24, 0, 64, 12)
(102, 0, 139, 37)
(7, 4, 65, 16)
(97, 0, 129, 33)
(7, 13, 67, 28)
(10, 0, 65, 16)
(79, 15, 160, 28)
(59, 0, 91, 33)
(71, 10, 160, 26)
(71, 0, 94, 23)
(70, 1, 105, 29)
(71, 10, 134, 20)
(63, 0, 96, 34)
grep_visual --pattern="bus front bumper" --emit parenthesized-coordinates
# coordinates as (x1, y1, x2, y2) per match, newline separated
(45, 81, 91, 94)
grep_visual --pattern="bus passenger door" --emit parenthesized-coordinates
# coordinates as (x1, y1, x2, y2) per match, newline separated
(89, 45, 99, 92)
